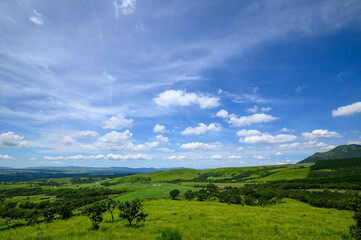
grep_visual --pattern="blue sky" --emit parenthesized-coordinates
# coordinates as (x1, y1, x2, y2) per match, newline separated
(1, 0, 361, 169)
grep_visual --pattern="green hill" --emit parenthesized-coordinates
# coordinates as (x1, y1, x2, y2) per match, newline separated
(299, 144, 361, 163)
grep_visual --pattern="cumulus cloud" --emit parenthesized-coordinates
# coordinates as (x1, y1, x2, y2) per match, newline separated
(153, 124, 167, 133)
(275, 152, 283, 156)
(0, 154, 14, 160)
(332, 102, 361, 117)
(103, 114, 133, 130)
(30, 9, 43, 25)
(157, 147, 174, 152)
(164, 155, 185, 161)
(62, 136, 78, 145)
(95, 130, 135, 151)
(113, 0, 136, 17)
(237, 129, 297, 144)
(280, 127, 295, 132)
(180, 142, 223, 151)
(278, 141, 335, 151)
(216, 109, 278, 127)
(156, 135, 169, 143)
(107, 154, 151, 160)
(0, 132, 27, 147)
(154, 90, 220, 109)
(302, 129, 341, 140)
(246, 105, 272, 114)
(79, 130, 100, 138)
(181, 123, 221, 135)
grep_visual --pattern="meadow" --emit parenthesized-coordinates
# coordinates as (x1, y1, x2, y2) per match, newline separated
(0, 198, 353, 240)
(1, 159, 361, 239)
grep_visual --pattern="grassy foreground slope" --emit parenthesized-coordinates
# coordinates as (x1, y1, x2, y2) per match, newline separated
(0, 198, 353, 240)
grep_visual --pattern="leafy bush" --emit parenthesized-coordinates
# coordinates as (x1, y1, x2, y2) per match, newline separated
(118, 198, 148, 226)
(169, 189, 180, 200)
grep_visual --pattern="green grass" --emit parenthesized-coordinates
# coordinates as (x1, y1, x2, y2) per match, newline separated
(115, 185, 196, 201)
(255, 167, 310, 182)
(0, 198, 353, 239)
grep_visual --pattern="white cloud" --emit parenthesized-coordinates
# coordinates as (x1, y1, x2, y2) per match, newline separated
(302, 129, 341, 140)
(62, 136, 77, 145)
(275, 152, 283, 156)
(95, 130, 135, 151)
(164, 155, 185, 161)
(216, 109, 278, 127)
(113, 0, 136, 17)
(246, 105, 272, 114)
(348, 140, 361, 145)
(79, 130, 100, 138)
(157, 147, 174, 152)
(156, 135, 169, 143)
(30, 9, 43, 25)
(153, 124, 167, 133)
(216, 109, 229, 118)
(280, 127, 295, 132)
(103, 114, 133, 130)
(332, 102, 361, 117)
(0, 132, 27, 147)
(181, 122, 221, 135)
(154, 90, 219, 109)
(237, 129, 296, 144)
(44, 156, 64, 161)
(253, 155, 269, 160)
(107, 153, 151, 160)
(0, 154, 14, 160)
(180, 142, 223, 151)
(278, 141, 335, 151)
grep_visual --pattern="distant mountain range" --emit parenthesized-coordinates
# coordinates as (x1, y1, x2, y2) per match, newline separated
(299, 144, 361, 163)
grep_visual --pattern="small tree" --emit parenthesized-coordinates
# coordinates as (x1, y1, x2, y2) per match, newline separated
(350, 195, 361, 240)
(56, 201, 73, 219)
(196, 189, 208, 201)
(169, 189, 180, 200)
(103, 197, 118, 222)
(43, 207, 56, 223)
(184, 190, 195, 201)
(118, 199, 148, 226)
(82, 202, 106, 230)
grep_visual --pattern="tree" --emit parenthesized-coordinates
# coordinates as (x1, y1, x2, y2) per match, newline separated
(169, 189, 180, 200)
(103, 197, 118, 222)
(118, 199, 148, 226)
(82, 201, 106, 230)
(43, 207, 56, 223)
(196, 189, 208, 201)
(56, 201, 73, 219)
(184, 190, 195, 201)
(350, 195, 361, 240)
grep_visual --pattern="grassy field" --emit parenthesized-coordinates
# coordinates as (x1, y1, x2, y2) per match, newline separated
(115, 185, 196, 201)
(0, 198, 353, 240)
(254, 167, 310, 182)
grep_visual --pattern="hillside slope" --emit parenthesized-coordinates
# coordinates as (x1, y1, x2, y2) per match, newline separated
(299, 144, 361, 163)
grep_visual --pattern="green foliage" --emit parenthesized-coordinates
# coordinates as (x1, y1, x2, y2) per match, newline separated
(56, 200, 73, 219)
(350, 194, 361, 239)
(43, 207, 56, 223)
(156, 228, 182, 240)
(103, 197, 118, 222)
(118, 199, 148, 226)
(184, 190, 195, 201)
(82, 201, 107, 230)
(169, 189, 180, 200)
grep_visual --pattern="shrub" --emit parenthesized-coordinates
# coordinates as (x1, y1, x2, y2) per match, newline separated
(184, 190, 195, 201)
(119, 199, 148, 226)
(82, 201, 107, 230)
(169, 189, 180, 200)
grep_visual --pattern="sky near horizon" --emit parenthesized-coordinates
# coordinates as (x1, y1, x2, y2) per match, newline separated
(1, 0, 361, 169)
